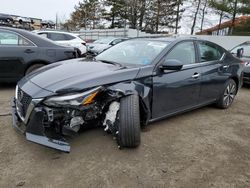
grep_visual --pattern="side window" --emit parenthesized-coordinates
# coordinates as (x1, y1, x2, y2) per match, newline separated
(111, 39, 122, 45)
(64, 34, 75, 40)
(18, 37, 34, 46)
(166, 41, 196, 65)
(198, 42, 224, 62)
(0, 30, 33, 46)
(49, 33, 67, 41)
(38, 32, 48, 38)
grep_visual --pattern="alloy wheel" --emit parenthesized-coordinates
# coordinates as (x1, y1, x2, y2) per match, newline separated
(223, 82, 236, 107)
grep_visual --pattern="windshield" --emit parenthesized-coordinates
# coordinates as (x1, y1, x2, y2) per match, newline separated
(94, 38, 114, 44)
(96, 40, 169, 66)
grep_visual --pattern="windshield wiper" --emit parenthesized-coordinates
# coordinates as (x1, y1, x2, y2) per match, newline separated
(98, 59, 126, 68)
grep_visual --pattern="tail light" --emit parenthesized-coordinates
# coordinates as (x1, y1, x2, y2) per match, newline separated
(240, 61, 246, 66)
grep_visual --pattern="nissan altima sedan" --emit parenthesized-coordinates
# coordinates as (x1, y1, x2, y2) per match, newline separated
(0, 27, 76, 82)
(11, 37, 244, 152)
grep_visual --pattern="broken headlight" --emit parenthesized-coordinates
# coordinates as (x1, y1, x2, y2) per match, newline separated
(43, 87, 101, 107)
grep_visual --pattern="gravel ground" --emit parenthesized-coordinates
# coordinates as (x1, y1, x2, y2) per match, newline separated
(0, 84, 250, 188)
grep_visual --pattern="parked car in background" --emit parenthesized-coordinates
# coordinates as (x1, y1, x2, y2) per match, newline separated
(0, 14, 14, 27)
(35, 30, 87, 56)
(11, 37, 244, 152)
(41, 20, 55, 29)
(0, 27, 76, 82)
(14, 16, 34, 30)
(87, 37, 128, 55)
(231, 42, 250, 84)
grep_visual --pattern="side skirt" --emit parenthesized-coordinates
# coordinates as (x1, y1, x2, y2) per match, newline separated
(149, 100, 217, 123)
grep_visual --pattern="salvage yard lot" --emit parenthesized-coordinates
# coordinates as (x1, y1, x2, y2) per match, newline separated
(0, 85, 250, 188)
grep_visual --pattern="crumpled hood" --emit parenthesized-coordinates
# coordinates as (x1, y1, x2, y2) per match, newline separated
(26, 58, 140, 93)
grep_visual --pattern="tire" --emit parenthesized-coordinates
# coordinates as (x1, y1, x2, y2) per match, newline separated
(25, 64, 44, 75)
(117, 95, 141, 148)
(216, 79, 237, 109)
(76, 49, 82, 57)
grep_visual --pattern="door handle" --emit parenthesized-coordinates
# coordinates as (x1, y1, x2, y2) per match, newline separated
(24, 49, 35, 54)
(192, 73, 200, 79)
(223, 65, 229, 69)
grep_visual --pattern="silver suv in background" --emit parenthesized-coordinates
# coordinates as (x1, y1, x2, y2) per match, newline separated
(231, 42, 250, 84)
(87, 37, 128, 56)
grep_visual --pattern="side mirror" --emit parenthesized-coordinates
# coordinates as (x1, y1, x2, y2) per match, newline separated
(236, 48, 244, 58)
(159, 59, 184, 71)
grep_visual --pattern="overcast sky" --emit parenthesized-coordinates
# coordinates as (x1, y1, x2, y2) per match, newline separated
(0, 0, 80, 21)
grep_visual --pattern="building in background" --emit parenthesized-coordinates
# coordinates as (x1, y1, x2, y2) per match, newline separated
(196, 16, 250, 36)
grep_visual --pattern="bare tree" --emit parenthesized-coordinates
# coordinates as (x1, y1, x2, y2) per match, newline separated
(200, 0, 208, 32)
(191, 0, 202, 34)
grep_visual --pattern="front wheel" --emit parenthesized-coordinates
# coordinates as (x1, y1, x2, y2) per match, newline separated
(117, 95, 141, 148)
(216, 79, 237, 109)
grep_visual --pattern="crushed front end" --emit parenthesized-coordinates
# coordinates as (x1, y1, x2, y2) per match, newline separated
(11, 84, 123, 152)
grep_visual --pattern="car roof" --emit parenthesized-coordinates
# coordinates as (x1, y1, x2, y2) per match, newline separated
(36, 30, 78, 36)
(129, 36, 195, 43)
(130, 36, 220, 44)
(95, 37, 127, 40)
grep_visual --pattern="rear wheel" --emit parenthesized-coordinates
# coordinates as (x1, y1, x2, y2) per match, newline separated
(216, 79, 237, 109)
(25, 64, 44, 75)
(117, 95, 141, 148)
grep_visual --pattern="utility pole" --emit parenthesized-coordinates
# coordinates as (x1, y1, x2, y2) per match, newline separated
(56, 13, 58, 29)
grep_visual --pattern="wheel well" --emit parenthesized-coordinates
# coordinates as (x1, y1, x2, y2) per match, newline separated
(138, 96, 150, 126)
(230, 76, 239, 93)
(24, 61, 48, 75)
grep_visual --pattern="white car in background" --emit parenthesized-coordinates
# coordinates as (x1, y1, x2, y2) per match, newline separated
(34, 30, 87, 56)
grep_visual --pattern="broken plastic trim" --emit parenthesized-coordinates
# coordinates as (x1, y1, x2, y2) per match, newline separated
(26, 133, 70, 152)
(11, 97, 71, 153)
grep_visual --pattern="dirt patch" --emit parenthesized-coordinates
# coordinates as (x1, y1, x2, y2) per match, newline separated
(0, 85, 250, 188)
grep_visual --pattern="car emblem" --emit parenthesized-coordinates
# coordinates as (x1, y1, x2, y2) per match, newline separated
(18, 90, 24, 101)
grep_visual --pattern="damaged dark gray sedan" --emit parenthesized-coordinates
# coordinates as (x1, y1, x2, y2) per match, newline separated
(11, 37, 244, 152)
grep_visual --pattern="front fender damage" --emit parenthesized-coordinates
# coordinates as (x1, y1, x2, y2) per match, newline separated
(107, 81, 151, 126)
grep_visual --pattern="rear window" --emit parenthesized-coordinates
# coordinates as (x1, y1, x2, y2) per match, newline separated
(0, 30, 34, 46)
(198, 41, 224, 62)
(49, 33, 75, 41)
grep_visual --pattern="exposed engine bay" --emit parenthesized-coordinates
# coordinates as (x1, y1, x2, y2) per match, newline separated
(42, 89, 122, 139)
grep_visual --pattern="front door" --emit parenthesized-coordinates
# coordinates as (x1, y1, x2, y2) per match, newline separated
(152, 41, 201, 119)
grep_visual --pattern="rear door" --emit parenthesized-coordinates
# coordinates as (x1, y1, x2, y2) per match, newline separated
(152, 41, 202, 119)
(0, 29, 38, 81)
(196, 41, 229, 103)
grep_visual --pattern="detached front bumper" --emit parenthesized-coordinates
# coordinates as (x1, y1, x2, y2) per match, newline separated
(11, 97, 70, 152)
